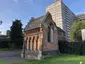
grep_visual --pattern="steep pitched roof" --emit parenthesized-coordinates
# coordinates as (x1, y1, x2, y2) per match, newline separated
(57, 27, 65, 33)
(24, 12, 51, 31)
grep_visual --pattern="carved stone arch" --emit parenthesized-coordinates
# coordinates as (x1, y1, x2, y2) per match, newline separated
(36, 35, 39, 51)
(28, 37, 31, 50)
(49, 22, 54, 31)
(24, 37, 28, 50)
(34, 35, 37, 51)
(26, 37, 29, 50)
(30, 36, 33, 51)
(32, 36, 35, 50)
(43, 12, 53, 26)
(46, 12, 53, 21)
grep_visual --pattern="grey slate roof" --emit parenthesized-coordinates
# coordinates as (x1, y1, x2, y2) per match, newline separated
(24, 15, 45, 31)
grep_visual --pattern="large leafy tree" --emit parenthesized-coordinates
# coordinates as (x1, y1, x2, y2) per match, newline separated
(10, 19, 23, 48)
(70, 19, 85, 41)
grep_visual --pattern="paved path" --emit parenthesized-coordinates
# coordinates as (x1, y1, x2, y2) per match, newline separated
(0, 51, 24, 62)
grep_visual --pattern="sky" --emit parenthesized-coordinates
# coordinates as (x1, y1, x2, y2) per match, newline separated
(0, 0, 85, 31)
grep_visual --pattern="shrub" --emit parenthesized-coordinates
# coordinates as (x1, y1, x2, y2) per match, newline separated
(58, 40, 85, 55)
(0, 38, 10, 48)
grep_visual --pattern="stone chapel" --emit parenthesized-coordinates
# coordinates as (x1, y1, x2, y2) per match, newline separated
(21, 12, 64, 60)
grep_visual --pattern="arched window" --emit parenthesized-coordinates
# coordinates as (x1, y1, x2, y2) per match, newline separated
(29, 37, 31, 50)
(50, 27, 54, 42)
(48, 24, 54, 43)
(48, 26, 50, 42)
(32, 37, 35, 50)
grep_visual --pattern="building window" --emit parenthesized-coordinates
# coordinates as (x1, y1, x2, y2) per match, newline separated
(48, 26, 50, 42)
(50, 28, 54, 42)
(48, 25, 54, 43)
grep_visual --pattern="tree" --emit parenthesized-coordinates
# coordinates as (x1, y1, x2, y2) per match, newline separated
(6, 30, 10, 37)
(70, 19, 85, 41)
(10, 19, 23, 48)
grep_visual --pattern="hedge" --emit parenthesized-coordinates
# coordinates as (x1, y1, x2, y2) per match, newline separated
(58, 40, 85, 55)
(0, 38, 10, 48)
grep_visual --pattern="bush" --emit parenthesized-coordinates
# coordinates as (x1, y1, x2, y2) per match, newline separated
(0, 38, 10, 48)
(58, 40, 85, 55)
(58, 40, 68, 53)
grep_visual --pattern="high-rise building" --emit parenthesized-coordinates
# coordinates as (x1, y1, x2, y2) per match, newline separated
(46, 0, 76, 41)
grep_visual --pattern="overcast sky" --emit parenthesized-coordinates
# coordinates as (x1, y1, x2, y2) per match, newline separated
(0, 0, 85, 31)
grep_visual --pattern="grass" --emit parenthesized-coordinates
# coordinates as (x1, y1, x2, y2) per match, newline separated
(0, 48, 10, 51)
(12, 54, 85, 64)
(1, 54, 85, 64)
(0, 59, 11, 64)
(0, 48, 21, 52)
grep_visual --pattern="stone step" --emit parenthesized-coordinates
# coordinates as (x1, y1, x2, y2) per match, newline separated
(25, 51, 42, 60)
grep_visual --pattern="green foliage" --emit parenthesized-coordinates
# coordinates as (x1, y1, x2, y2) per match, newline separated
(0, 37, 10, 48)
(10, 19, 23, 49)
(58, 41, 85, 55)
(6, 30, 11, 37)
(70, 19, 85, 41)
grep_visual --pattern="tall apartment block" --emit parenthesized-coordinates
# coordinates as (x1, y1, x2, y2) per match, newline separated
(46, 0, 76, 41)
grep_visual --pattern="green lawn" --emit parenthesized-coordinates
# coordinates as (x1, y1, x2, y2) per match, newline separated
(1, 54, 85, 64)
(0, 59, 11, 64)
(0, 48, 10, 51)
